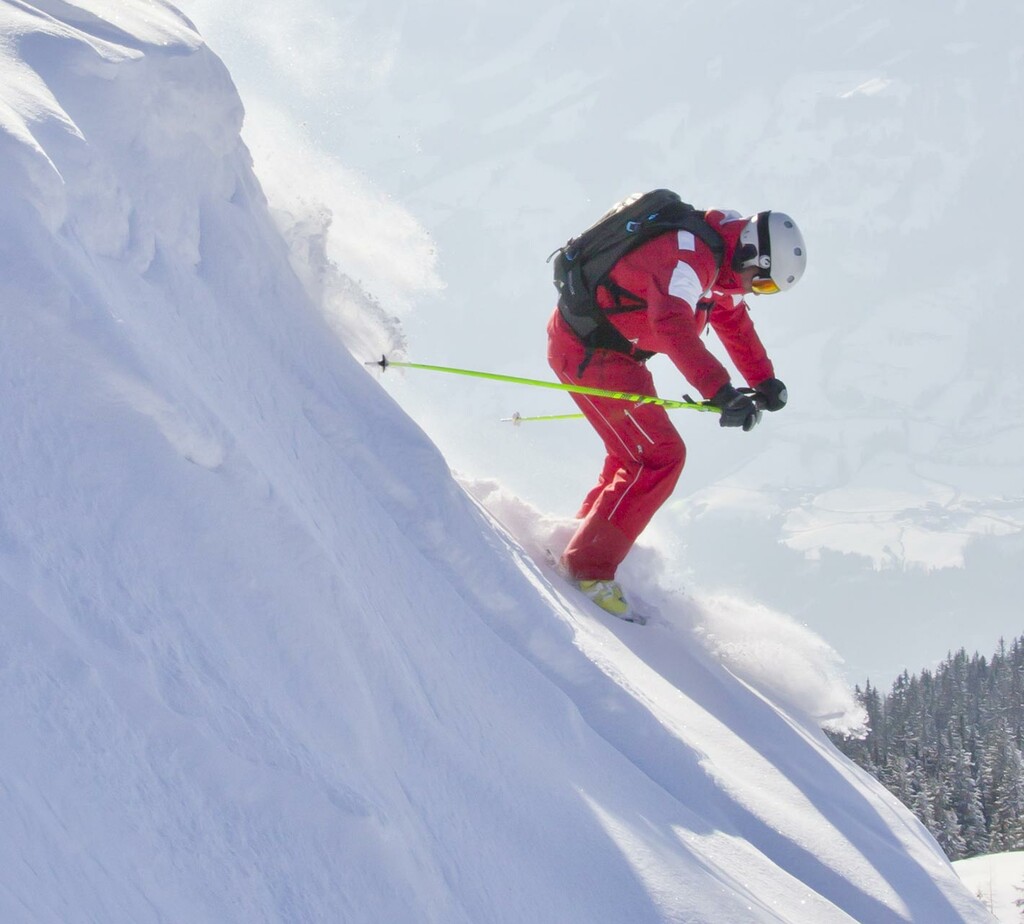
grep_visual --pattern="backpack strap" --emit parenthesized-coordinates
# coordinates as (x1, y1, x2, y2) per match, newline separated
(552, 191, 724, 376)
(555, 253, 654, 376)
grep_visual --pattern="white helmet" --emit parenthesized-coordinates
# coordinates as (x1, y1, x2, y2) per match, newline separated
(736, 211, 807, 293)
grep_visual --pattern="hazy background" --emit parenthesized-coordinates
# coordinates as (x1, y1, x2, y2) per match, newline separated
(182, 0, 1024, 687)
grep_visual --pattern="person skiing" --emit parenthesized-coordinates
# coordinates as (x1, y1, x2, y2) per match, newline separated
(547, 195, 806, 620)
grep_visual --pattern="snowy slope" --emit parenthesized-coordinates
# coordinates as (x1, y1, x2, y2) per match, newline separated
(955, 852, 1024, 924)
(0, 2, 995, 922)
(184, 0, 1024, 687)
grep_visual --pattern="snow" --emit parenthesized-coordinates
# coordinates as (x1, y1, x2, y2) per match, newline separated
(0, 1, 999, 921)
(955, 852, 1024, 923)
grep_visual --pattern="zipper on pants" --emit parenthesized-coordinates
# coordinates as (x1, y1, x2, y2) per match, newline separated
(624, 409, 656, 449)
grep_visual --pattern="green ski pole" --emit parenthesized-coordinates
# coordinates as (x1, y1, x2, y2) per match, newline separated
(501, 411, 586, 425)
(368, 356, 721, 414)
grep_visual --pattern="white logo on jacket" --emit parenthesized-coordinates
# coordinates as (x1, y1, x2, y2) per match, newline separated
(668, 261, 703, 307)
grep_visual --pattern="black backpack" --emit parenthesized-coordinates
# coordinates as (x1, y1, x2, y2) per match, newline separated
(550, 189, 724, 373)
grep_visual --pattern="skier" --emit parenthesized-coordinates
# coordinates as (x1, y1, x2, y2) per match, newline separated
(547, 200, 806, 620)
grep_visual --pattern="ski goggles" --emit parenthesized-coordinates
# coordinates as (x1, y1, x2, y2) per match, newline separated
(750, 274, 781, 295)
(748, 212, 779, 294)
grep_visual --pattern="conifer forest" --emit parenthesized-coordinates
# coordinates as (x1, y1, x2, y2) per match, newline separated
(829, 635, 1024, 860)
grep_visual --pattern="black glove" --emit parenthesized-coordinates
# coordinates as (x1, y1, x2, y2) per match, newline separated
(710, 383, 762, 432)
(754, 377, 788, 412)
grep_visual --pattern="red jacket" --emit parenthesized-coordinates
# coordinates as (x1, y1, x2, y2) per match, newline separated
(580, 209, 775, 399)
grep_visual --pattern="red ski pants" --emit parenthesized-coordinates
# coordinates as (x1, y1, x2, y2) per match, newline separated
(547, 315, 686, 580)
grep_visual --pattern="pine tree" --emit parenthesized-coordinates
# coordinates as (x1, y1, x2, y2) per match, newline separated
(827, 633, 1024, 861)
(911, 773, 937, 835)
(985, 717, 1024, 852)
(861, 680, 885, 765)
(947, 740, 989, 856)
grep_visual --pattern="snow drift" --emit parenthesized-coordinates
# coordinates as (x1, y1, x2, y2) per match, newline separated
(0, 2, 992, 921)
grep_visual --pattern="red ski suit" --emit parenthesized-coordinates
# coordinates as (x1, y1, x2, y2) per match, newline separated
(547, 209, 775, 580)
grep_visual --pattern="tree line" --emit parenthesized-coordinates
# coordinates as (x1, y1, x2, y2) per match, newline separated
(828, 635, 1024, 860)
